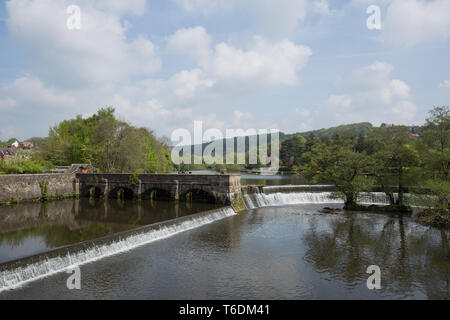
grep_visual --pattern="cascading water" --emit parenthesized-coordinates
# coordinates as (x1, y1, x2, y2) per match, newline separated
(262, 185, 335, 194)
(243, 188, 407, 209)
(0, 207, 236, 293)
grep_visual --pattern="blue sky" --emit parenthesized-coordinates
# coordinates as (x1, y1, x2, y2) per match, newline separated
(0, 0, 449, 140)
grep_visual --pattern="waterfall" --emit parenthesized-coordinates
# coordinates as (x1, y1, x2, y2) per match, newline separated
(243, 189, 404, 209)
(262, 185, 335, 194)
(0, 207, 236, 293)
(244, 192, 342, 208)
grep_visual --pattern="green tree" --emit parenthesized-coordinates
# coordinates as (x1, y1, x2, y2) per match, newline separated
(370, 126, 420, 206)
(41, 108, 174, 173)
(306, 140, 374, 207)
(416, 106, 450, 213)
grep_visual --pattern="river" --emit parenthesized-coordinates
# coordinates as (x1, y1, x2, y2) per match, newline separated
(0, 176, 448, 299)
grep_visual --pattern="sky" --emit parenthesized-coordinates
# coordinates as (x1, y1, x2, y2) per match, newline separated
(0, 0, 449, 141)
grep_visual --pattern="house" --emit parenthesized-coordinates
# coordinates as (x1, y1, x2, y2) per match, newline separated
(19, 141, 34, 149)
(67, 164, 95, 174)
(8, 141, 19, 149)
(0, 148, 16, 161)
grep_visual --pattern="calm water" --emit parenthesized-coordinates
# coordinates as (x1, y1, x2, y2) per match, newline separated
(0, 199, 222, 264)
(0, 202, 448, 299)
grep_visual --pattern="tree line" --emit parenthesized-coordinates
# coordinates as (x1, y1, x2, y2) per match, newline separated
(1, 108, 174, 174)
(281, 106, 449, 224)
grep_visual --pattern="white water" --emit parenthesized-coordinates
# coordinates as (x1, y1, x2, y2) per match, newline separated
(263, 185, 334, 192)
(0, 207, 236, 293)
(243, 192, 401, 209)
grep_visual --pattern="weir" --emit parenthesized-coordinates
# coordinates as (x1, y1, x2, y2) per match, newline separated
(242, 187, 407, 209)
(0, 206, 237, 292)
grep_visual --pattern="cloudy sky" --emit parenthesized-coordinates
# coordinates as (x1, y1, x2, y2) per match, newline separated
(0, 0, 449, 140)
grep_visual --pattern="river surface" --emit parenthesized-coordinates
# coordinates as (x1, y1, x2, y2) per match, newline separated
(0, 176, 448, 300)
(0, 199, 222, 264)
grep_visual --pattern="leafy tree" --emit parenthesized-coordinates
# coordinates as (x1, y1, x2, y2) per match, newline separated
(306, 140, 375, 207)
(280, 135, 306, 169)
(421, 106, 450, 180)
(41, 108, 174, 173)
(369, 126, 420, 206)
(415, 106, 450, 213)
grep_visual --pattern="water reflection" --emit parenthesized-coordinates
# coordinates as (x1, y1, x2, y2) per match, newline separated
(303, 211, 449, 299)
(0, 199, 222, 264)
(0, 203, 448, 299)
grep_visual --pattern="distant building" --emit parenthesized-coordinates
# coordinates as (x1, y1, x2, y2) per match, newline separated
(8, 141, 19, 149)
(0, 148, 16, 161)
(67, 164, 95, 174)
(50, 164, 95, 174)
(19, 141, 34, 149)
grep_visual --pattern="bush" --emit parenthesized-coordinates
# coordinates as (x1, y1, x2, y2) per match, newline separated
(0, 158, 45, 174)
(412, 179, 449, 213)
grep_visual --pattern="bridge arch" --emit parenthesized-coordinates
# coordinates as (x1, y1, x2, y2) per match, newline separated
(109, 186, 135, 200)
(181, 188, 216, 203)
(142, 188, 172, 201)
(81, 185, 103, 198)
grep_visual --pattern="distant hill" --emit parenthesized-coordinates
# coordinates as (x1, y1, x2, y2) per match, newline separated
(183, 123, 375, 156)
(285, 122, 375, 140)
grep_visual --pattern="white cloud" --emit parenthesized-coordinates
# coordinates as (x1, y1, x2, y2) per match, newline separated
(232, 110, 253, 126)
(441, 80, 450, 100)
(440, 80, 450, 89)
(351, 0, 392, 7)
(170, 69, 215, 98)
(312, 0, 333, 15)
(6, 0, 160, 87)
(175, 0, 231, 14)
(325, 95, 353, 109)
(94, 0, 147, 15)
(295, 108, 313, 131)
(167, 26, 212, 66)
(381, 0, 450, 46)
(175, 0, 308, 37)
(318, 62, 417, 125)
(211, 37, 311, 85)
(168, 28, 312, 87)
(1, 76, 76, 108)
(0, 98, 17, 111)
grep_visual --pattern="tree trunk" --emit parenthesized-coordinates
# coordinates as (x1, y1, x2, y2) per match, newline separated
(397, 166, 404, 206)
(345, 193, 356, 206)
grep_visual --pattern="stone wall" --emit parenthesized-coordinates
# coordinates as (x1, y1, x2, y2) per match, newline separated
(0, 173, 242, 205)
(0, 174, 77, 203)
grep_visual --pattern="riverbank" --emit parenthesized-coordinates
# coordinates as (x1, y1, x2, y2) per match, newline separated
(343, 203, 413, 213)
(416, 210, 450, 229)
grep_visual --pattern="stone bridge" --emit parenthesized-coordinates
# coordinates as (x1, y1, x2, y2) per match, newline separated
(76, 173, 242, 205)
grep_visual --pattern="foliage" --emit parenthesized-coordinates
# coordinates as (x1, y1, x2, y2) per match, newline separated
(305, 140, 375, 206)
(369, 126, 420, 205)
(0, 151, 53, 174)
(287, 122, 374, 140)
(40, 108, 174, 173)
(412, 179, 450, 213)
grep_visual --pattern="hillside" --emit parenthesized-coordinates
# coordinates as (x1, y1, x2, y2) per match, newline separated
(286, 122, 375, 140)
